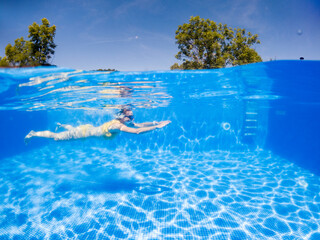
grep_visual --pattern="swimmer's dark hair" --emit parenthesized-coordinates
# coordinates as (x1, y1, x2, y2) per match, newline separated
(119, 105, 132, 114)
(116, 105, 133, 120)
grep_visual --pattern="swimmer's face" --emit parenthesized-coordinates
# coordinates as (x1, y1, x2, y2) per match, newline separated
(119, 109, 134, 123)
(123, 115, 134, 123)
(123, 117, 132, 122)
(125, 110, 133, 117)
(123, 110, 134, 123)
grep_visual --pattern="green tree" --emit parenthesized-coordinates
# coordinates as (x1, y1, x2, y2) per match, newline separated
(28, 18, 57, 65)
(172, 16, 262, 70)
(5, 37, 34, 67)
(0, 56, 9, 67)
(229, 29, 262, 66)
(170, 63, 183, 70)
(0, 18, 56, 67)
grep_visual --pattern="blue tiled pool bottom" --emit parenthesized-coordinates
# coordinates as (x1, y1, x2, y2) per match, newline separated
(1, 144, 320, 240)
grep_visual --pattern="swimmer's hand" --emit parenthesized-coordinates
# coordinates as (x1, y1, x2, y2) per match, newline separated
(156, 120, 171, 129)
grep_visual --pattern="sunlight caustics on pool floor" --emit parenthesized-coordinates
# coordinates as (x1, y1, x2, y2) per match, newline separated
(1, 143, 320, 240)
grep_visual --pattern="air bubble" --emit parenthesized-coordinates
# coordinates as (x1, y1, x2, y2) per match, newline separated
(222, 122, 231, 131)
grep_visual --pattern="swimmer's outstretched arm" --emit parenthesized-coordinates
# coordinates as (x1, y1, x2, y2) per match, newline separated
(133, 121, 165, 128)
(120, 120, 171, 134)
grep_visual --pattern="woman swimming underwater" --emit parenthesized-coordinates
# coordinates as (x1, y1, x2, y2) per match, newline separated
(25, 108, 171, 141)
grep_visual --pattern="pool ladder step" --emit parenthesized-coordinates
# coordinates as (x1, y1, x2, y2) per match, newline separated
(245, 119, 257, 122)
(244, 132, 256, 136)
(243, 103, 259, 140)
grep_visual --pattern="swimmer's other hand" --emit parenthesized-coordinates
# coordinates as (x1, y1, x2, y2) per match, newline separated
(156, 120, 171, 129)
(55, 122, 62, 132)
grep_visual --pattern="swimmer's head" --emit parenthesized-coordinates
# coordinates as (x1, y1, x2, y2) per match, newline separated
(117, 114, 134, 124)
(116, 106, 134, 124)
(123, 114, 134, 123)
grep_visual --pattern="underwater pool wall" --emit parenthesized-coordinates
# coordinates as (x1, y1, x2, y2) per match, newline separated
(265, 61, 320, 175)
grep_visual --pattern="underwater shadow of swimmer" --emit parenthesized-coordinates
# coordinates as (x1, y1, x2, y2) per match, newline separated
(55, 175, 171, 195)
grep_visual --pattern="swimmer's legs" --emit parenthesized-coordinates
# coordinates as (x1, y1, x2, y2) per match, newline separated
(25, 130, 57, 140)
(25, 125, 99, 142)
(25, 130, 74, 142)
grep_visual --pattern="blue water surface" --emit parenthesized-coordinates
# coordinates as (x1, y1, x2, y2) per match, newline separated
(0, 61, 319, 239)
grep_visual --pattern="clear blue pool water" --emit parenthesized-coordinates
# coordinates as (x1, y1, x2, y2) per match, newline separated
(0, 61, 319, 239)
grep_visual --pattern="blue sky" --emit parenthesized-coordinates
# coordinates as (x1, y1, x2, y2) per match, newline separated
(1, 0, 319, 71)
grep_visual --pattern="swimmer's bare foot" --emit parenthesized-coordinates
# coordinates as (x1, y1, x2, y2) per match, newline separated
(24, 130, 35, 144)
